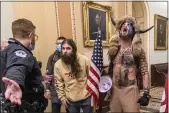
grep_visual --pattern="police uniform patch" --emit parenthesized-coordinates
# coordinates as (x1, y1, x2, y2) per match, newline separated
(15, 50, 27, 57)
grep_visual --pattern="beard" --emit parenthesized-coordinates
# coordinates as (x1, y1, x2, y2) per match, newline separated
(61, 53, 76, 64)
(61, 52, 81, 78)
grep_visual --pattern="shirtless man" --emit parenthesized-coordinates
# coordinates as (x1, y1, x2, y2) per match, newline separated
(108, 15, 154, 112)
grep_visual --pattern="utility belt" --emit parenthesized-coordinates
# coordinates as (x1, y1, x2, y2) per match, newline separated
(115, 79, 135, 87)
(0, 93, 47, 113)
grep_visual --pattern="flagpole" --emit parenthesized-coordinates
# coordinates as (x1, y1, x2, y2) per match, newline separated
(91, 96, 94, 107)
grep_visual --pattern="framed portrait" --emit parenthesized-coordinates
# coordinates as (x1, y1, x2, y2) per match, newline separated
(83, 2, 112, 47)
(154, 14, 168, 50)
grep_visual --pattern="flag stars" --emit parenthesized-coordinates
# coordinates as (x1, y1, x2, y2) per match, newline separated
(91, 37, 103, 72)
(87, 34, 103, 106)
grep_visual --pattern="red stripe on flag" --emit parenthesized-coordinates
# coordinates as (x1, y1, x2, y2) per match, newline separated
(87, 65, 101, 106)
(90, 66, 100, 81)
(87, 85, 99, 104)
(86, 36, 103, 106)
(160, 76, 168, 112)
(88, 75, 99, 90)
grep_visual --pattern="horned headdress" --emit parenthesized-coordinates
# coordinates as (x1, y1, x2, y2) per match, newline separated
(108, 15, 154, 60)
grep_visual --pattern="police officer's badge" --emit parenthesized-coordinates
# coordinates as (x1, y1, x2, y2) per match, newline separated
(15, 50, 27, 57)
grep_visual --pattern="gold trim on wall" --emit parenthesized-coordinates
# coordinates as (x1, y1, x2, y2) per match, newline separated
(70, 1, 77, 43)
(125, 2, 127, 15)
(82, 1, 112, 47)
(154, 14, 168, 50)
(54, 2, 60, 37)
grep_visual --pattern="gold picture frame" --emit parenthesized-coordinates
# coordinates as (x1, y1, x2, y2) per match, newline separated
(154, 14, 168, 50)
(83, 2, 112, 47)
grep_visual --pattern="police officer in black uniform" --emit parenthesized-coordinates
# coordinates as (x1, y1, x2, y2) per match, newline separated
(1, 18, 47, 113)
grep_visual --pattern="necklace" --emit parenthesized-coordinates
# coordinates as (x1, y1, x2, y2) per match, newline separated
(120, 45, 132, 55)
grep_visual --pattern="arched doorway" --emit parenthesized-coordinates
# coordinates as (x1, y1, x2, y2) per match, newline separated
(132, 2, 148, 52)
(132, 2, 150, 68)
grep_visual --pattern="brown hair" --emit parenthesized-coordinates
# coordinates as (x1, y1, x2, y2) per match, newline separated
(12, 18, 36, 38)
(61, 39, 81, 78)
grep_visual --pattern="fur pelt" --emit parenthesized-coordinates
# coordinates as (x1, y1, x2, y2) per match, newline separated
(108, 15, 143, 61)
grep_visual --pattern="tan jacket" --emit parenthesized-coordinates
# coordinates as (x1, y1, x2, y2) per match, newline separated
(54, 53, 90, 102)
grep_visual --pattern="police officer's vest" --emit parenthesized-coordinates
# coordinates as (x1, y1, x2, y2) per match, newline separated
(0, 50, 7, 94)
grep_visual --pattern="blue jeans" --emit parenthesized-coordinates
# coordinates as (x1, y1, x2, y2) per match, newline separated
(67, 96, 93, 113)
(52, 103, 69, 113)
(52, 103, 61, 113)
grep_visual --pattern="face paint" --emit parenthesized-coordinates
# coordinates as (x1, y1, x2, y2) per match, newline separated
(127, 22, 134, 35)
(120, 22, 135, 38)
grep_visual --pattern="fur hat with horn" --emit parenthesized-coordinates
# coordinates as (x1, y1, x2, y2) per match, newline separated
(108, 15, 154, 61)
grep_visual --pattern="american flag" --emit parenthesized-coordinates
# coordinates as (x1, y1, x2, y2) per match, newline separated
(87, 31, 103, 106)
(160, 75, 168, 112)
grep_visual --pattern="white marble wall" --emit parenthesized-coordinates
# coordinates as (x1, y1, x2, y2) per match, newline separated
(1, 2, 14, 40)
(147, 2, 168, 65)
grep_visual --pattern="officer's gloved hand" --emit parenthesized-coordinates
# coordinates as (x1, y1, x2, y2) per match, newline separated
(137, 91, 151, 106)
